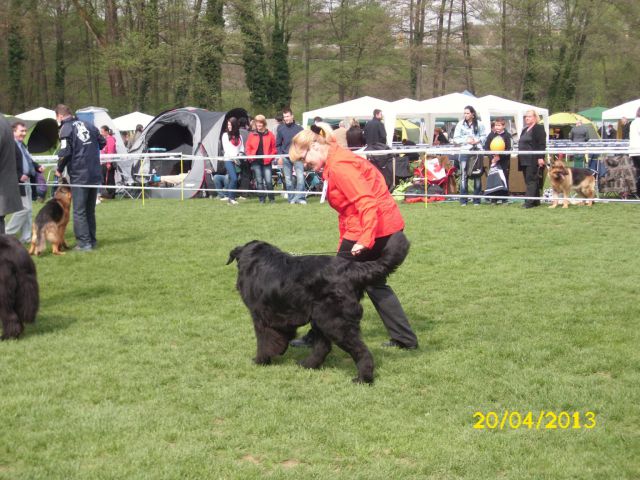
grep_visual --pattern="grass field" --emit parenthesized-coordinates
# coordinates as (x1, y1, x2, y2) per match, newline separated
(1, 196, 639, 479)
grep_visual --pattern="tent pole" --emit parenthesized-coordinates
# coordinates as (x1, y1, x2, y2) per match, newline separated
(180, 153, 184, 201)
(141, 157, 145, 206)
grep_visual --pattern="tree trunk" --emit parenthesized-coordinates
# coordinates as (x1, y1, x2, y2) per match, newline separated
(432, 0, 447, 97)
(460, 0, 475, 93)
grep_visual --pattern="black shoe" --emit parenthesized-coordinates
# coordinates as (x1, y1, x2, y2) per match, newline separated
(289, 336, 313, 348)
(522, 203, 536, 209)
(382, 339, 418, 350)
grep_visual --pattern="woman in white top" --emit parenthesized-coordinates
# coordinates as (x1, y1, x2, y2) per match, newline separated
(221, 117, 244, 205)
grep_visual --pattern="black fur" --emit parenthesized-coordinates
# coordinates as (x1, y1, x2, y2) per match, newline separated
(570, 167, 595, 186)
(227, 231, 410, 383)
(0, 234, 39, 340)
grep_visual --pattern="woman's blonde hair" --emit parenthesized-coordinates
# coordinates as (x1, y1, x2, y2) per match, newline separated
(254, 114, 267, 125)
(289, 122, 334, 162)
(525, 109, 540, 123)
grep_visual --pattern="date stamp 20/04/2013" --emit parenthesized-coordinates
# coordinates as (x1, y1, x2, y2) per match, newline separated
(473, 411, 597, 430)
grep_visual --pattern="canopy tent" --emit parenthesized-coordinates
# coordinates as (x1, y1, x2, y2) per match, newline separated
(128, 107, 249, 199)
(76, 106, 128, 154)
(302, 96, 397, 146)
(578, 106, 608, 122)
(15, 107, 56, 121)
(113, 111, 154, 132)
(395, 119, 420, 143)
(546, 112, 599, 140)
(479, 94, 549, 137)
(602, 99, 640, 120)
(418, 93, 491, 145)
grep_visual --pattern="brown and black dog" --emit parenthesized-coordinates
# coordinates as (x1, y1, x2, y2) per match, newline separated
(29, 179, 72, 256)
(548, 159, 596, 208)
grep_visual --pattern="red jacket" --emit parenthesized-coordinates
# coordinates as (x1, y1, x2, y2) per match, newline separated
(245, 130, 277, 165)
(322, 140, 404, 249)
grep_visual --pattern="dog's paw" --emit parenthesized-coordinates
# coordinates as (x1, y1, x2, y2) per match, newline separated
(253, 356, 272, 365)
(352, 376, 374, 384)
(298, 358, 320, 369)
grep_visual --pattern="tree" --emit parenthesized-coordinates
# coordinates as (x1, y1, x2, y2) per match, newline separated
(8, 0, 26, 112)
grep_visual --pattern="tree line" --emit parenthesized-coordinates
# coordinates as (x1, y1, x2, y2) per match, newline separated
(1, 0, 638, 118)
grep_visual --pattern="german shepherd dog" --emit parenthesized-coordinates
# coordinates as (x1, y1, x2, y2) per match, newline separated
(29, 179, 72, 256)
(548, 159, 596, 208)
(227, 231, 410, 383)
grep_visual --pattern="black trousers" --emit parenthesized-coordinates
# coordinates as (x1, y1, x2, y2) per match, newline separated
(522, 164, 543, 206)
(338, 235, 418, 347)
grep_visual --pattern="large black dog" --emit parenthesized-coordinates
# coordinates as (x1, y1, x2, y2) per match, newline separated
(0, 234, 39, 340)
(227, 231, 410, 383)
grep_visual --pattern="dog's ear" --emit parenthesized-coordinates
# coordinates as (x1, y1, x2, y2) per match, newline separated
(226, 246, 243, 265)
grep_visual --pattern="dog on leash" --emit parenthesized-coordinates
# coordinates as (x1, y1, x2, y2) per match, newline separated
(0, 235, 39, 339)
(548, 159, 596, 208)
(29, 179, 72, 256)
(227, 232, 410, 383)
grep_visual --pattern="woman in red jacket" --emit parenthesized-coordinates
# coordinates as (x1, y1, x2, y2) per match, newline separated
(244, 114, 277, 203)
(288, 124, 418, 349)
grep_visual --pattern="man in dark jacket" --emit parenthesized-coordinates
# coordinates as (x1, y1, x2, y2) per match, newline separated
(276, 108, 305, 204)
(0, 116, 22, 234)
(363, 109, 387, 146)
(54, 104, 106, 251)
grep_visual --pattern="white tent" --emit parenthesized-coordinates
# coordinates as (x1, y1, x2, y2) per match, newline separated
(303, 96, 397, 146)
(479, 95, 549, 137)
(15, 107, 56, 121)
(602, 99, 640, 120)
(113, 111, 154, 132)
(418, 93, 491, 146)
(75, 106, 127, 154)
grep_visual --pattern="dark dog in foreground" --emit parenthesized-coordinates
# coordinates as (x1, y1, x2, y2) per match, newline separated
(548, 159, 596, 208)
(227, 231, 410, 383)
(0, 234, 39, 340)
(29, 179, 72, 256)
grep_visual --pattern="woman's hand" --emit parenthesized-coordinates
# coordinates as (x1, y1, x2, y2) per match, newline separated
(537, 158, 545, 167)
(351, 243, 366, 256)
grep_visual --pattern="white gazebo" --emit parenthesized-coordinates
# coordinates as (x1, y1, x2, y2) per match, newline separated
(113, 111, 154, 132)
(479, 95, 549, 136)
(418, 93, 491, 145)
(602, 99, 640, 121)
(15, 107, 56, 121)
(303, 96, 397, 146)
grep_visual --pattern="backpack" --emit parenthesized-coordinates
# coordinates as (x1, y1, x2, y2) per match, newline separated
(466, 147, 484, 178)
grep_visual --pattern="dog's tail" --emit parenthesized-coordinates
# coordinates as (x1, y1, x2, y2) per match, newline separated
(340, 231, 410, 288)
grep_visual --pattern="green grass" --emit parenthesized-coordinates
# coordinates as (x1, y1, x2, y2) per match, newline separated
(1, 197, 639, 479)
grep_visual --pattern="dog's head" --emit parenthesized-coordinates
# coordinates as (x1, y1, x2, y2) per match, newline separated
(54, 179, 72, 206)
(549, 159, 569, 181)
(226, 241, 262, 265)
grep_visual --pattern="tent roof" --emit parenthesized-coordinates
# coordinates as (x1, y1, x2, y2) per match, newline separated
(113, 111, 154, 131)
(480, 95, 548, 117)
(602, 99, 640, 120)
(303, 96, 394, 124)
(390, 98, 424, 116)
(578, 106, 608, 121)
(418, 93, 488, 118)
(15, 107, 56, 121)
(547, 112, 592, 125)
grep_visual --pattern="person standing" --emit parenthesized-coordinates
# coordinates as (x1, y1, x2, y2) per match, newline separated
(333, 120, 349, 148)
(483, 118, 512, 204)
(0, 116, 22, 235)
(619, 117, 631, 140)
(629, 107, 640, 196)
(220, 117, 243, 206)
(363, 109, 387, 146)
(518, 110, 547, 209)
(288, 123, 418, 350)
(54, 104, 106, 251)
(246, 115, 277, 204)
(99, 126, 117, 200)
(5, 121, 44, 243)
(346, 118, 365, 148)
(276, 108, 305, 204)
(452, 105, 487, 206)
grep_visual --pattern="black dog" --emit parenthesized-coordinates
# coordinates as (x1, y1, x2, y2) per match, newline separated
(227, 231, 410, 383)
(0, 234, 39, 340)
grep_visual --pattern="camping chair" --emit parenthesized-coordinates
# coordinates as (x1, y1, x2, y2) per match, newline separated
(304, 170, 323, 193)
(421, 157, 457, 196)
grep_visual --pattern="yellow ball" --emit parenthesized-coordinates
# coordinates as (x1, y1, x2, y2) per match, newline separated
(490, 136, 506, 151)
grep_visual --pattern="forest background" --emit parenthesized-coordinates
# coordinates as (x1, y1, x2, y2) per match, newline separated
(1, 0, 639, 118)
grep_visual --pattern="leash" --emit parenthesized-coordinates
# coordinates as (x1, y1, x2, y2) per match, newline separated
(289, 251, 353, 257)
